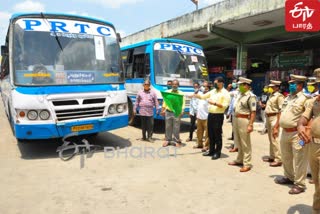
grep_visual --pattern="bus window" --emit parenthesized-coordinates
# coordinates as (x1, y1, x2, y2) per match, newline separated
(133, 54, 145, 78)
(145, 54, 150, 76)
(153, 43, 208, 86)
(122, 49, 133, 78)
(132, 46, 147, 79)
(132, 53, 150, 78)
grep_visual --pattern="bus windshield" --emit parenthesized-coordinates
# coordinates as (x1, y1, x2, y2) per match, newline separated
(153, 42, 208, 87)
(13, 18, 123, 85)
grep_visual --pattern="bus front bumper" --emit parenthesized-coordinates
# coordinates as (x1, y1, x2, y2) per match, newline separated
(14, 115, 128, 140)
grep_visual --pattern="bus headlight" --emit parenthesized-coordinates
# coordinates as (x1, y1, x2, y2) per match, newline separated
(116, 104, 124, 113)
(108, 104, 116, 114)
(39, 110, 50, 120)
(27, 110, 38, 120)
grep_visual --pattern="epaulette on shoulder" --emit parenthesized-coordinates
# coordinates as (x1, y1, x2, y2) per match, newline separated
(249, 91, 257, 98)
(277, 92, 284, 97)
(303, 93, 312, 99)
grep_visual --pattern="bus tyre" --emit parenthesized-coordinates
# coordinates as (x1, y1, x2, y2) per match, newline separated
(87, 133, 99, 138)
(128, 100, 135, 126)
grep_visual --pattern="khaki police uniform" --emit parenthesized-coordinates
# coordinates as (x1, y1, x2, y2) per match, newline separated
(306, 77, 319, 180)
(279, 75, 310, 189)
(265, 80, 284, 163)
(233, 77, 257, 168)
(307, 77, 320, 98)
(302, 96, 320, 213)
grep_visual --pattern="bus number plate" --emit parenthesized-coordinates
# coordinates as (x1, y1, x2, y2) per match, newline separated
(71, 124, 94, 132)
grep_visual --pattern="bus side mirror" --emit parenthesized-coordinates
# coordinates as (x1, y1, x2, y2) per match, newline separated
(117, 33, 122, 43)
(1, 45, 8, 56)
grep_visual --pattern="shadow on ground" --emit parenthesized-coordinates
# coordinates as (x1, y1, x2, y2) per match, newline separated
(132, 118, 191, 134)
(287, 204, 312, 214)
(17, 132, 131, 160)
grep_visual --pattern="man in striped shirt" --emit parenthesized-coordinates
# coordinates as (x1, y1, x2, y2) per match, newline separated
(134, 80, 159, 142)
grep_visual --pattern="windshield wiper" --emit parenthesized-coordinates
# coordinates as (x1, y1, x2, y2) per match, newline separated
(41, 12, 63, 52)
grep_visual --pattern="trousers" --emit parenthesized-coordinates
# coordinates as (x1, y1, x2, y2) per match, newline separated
(280, 131, 309, 188)
(207, 113, 224, 155)
(140, 115, 154, 139)
(165, 111, 181, 143)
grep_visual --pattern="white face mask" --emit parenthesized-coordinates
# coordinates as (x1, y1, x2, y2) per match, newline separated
(172, 85, 178, 91)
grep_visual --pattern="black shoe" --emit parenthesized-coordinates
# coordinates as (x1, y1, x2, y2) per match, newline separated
(203, 151, 214, 156)
(211, 153, 221, 160)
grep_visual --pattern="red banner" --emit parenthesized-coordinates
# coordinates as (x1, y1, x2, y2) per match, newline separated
(285, 0, 320, 32)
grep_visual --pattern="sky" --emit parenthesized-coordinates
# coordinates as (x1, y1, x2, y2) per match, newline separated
(0, 0, 223, 46)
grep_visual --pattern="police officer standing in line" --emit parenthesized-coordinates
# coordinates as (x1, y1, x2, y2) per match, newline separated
(307, 77, 319, 97)
(274, 74, 310, 194)
(298, 77, 320, 213)
(263, 80, 284, 167)
(228, 77, 256, 172)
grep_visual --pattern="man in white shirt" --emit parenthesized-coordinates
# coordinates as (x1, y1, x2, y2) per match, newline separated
(187, 82, 200, 142)
(194, 81, 209, 150)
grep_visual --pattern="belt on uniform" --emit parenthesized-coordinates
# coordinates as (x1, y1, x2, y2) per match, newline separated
(235, 114, 250, 119)
(266, 113, 278, 117)
(283, 127, 298, 132)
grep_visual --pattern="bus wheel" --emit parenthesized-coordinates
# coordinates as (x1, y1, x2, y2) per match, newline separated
(86, 133, 99, 138)
(128, 99, 135, 126)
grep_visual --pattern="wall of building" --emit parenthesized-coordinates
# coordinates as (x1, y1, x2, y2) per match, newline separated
(121, 0, 285, 46)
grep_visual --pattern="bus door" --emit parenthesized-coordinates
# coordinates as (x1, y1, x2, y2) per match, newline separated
(123, 45, 150, 96)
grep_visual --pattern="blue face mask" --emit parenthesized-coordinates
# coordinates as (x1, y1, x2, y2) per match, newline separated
(232, 82, 237, 89)
(167, 85, 172, 90)
(289, 83, 297, 94)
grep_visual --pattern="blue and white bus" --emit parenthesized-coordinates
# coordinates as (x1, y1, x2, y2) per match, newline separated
(121, 38, 208, 124)
(0, 13, 128, 140)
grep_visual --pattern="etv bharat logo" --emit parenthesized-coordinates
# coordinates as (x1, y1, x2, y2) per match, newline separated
(285, 0, 320, 32)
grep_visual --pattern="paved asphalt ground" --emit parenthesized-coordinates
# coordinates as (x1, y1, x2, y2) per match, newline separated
(0, 100, 314, 214)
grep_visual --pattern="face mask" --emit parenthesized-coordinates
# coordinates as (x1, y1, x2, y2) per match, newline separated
(172, 86, 178, 91)
(289, 83, 297, 94)
(232, 82, 237, 89)
(263, 88, 268, 93)
(214, 83, 219, 89)
(239, 85, 246, 93)
(199, 86, 205, 92)
(307, 85, 315, 93)
(268, 88, 274, 94)
(167, 85, 172, 90)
